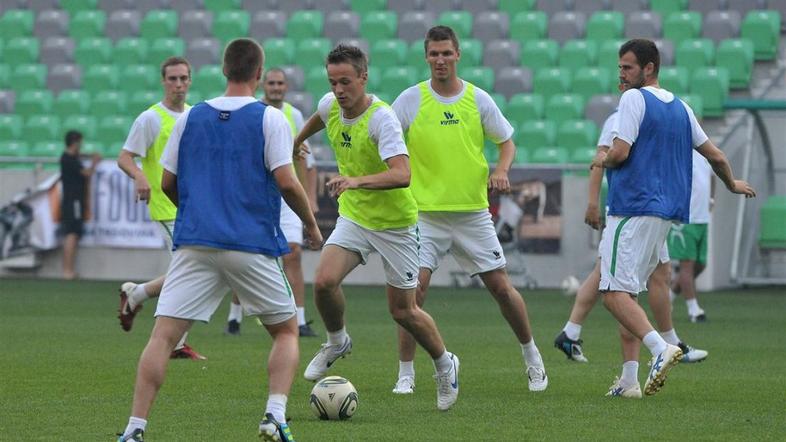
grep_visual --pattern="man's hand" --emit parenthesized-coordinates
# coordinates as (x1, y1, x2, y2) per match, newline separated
(584, 203, 602, 230)
(91, 153, 102, 164)
(488, 168, 511, 193)
(326, 175, 359, 198)
(303, 223, 323, 250)
(294, 143, 310, 161)
(729, 180, 756, 198)
(134, 174, 152, 203)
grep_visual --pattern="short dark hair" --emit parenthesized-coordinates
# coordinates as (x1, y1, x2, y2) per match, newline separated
(326, 44, 367, 75)
(160, 56, 191, 78)
(424, 25, 460, 53)
(619, 38, 660, 75)
(223, 38, 264, 82)
(64, 130, 82, 147)
(263, 67, 287, 82)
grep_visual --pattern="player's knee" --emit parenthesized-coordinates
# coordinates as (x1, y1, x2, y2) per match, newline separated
(389, 304, 417, 325)
(314, 273, 339, 295)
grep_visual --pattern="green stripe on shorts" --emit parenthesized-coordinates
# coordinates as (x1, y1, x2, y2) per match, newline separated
(610, 217, 631, 276)
(276, 258, 293, 298)
(159, 221, 173, 242)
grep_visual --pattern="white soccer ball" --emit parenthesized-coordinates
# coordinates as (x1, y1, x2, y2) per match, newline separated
(561, 275, 581, 296)
(310, 376, 358, 421)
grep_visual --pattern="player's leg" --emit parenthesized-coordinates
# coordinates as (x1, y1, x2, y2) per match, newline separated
(555, 260, 601, 362)
(394, 267, 431, 394)
(62, 232, 79, 279)
(606, 322, 643, 398)
(283, 243, 316, 336)
(259, 316, 299, 441)
(683, 224, 708, 321)
(225, 293, 242, 335)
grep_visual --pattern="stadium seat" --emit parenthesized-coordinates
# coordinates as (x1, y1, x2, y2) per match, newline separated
(759, 196, 786, 249)
(270, 0, 313, 15)
(586, 11, 624, 42)
(406, 41, 425, 67)
(213, 10, 250, 43)
(0, 115, 23, 141)
(351, 0, 388, 13)
(324, 11, 360, 41)
(10, 64, 47, 91)
(680, 94, 703, 119)
(250, 11, 286, 42)
(625, 11, 663, 39)
(597, 39, 625, 69)
(74, 37, 112, 66)
(458, 39, 483, 67)
(535, 0, 568, 15)
(507, 93, 543, 122)
(106, 10, 141, 42)
(194, 65, 226, 97)
(498, 0, 536, 15)
(148, 38, 185, 64)
(100, 0, 135, 13)
(287, 91, 314, 115)
(63, 114, 97, 139)
(295, 38, 332, 69)
(654, 38, 676, 65)
(82, 64, 118, 94)
(26, 115, 61, 144)
(397, 11, 435, 43)
(370, 39, 407, 69)
(727, 0, 769, 18)
(141, 10, 178, 39)
(650, 0, 688, 16)
(128, 90, 159, 115)
(115, 38, 148, 66)
(545, 94, 585, 124)
(13, 90, 52, 118)
(557, 119, 598, 151)
(664, 11, 702, 46)
(0, 141, 29, 169)
(264, 38, 296, 67)
(741, 10, 781, 60)
(489, 92, 507, 114)
(676, 38, 715, 70)
(360, 11, 396, 42)
(483, 144, 500, 163)
(703, 11, 741, 43)
(0, 90, 15, 113)
(61, 0, 99, 15)
(520, 39, 559, 70)
(559, 39, 597, 70)
(380, 66, 417, 98)
(483, 39, 519, 68)
(548, 12, 586, 44)
(0, 10, 34, 39)
(691, 67, 729, 117)
(572, 67, 611, 101)
(54, 89, 91, 118)
(511, 11, 547, 41)
(494, 67, 532, 99)
(96, 115, 133, 148)
(716, 39, 754, 88)
(35, 10, 70, 39)
(659, 66, 691, 95)
(569, 145, 597, 164)
(610, 0, 646, 14)
(462, 67, 494, 91)
(119, 65, 157, 94)
(287, 11, 324, 40)
(5, 37, 39, 65)
(473, 11, 510, 43)
(424, 0, 458, 13)
(186, 38, 222, 70)
(530, 146, 569, 164)
(203, 0, 242, 13)
(438, 11, 473, 39)
(30, 141, 61, 160)
(180, 10, 214, 41)
(516, 120, 556, 149)
(573, 0, 610, 15)
(69, 10, 107, 39)
(367, 65, 383, 92)
(533, 67, 571, 100)
(337, 37, 370, 55)
(48, 64, 82, 93)
(91, 90, 128, 116)
(688, 0, 724, 15)
(280, 65, 305, 90)
(305, 67, 329, 99)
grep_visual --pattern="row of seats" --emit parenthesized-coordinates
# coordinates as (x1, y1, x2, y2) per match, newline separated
(0, 113, 131, 148)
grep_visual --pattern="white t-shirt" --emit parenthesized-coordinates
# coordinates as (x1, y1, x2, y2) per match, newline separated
(597, 110, 617, 148)
(690, 150, 712, 224)
(122, 102, 183, 157)
(160, 96, 293, 175)
(612, 86, 709, 148)
(391, 79, 514, 145)
(316, 93, 408, 161)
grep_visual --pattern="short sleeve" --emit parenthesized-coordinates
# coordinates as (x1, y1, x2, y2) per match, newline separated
(316, 93, 335, 123)
(612, 89, 645, 146)
(123, 110, 161, 157)
(597, 112, 618, 147)
(159, 109, 190, 174)
(680, 100, 709, 148)
(391, 86, 421, 131)
(369, 106, 409, 161)
(474, 87, 514, 144)
(263, 106, 294, 171)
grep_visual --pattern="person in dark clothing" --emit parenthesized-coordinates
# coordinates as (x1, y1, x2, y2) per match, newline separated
(59, 130, 100, 279)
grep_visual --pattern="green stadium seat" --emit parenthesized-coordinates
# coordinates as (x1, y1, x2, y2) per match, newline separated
(296, 38, 332, 68)
(530, 146, 569, 164)
(569, 146, 597, 164)
(380, 66, 417, 98)
(26, 115, 61, 144)
(521, 40, 559, 71)
(82, 65, 118, 94)
(287, 11, 324, 40)
(676, 38, 715, 70)
(406, 41, 425, 67)
(360, 11, 398, 42)
(438, 11, 473, 39)
(483, 144, 500, 163)
(96, 116, 133, 149)
(489, 92, 507, 115)
(0, 10, 34, 39)
(513, 146, 528, 164)
(63, 114, 97, 139)
(352, 0, 387, 13)
(54, 90, 91, 119)
(187, 91, 203, 104)
(545, 94, 585, 124)
(114, 38, 149, 67)
(371, 39, 407, 69)
(659, 66, 690, 95)
(15, 90, 53, 118)
(586, 12, 624, 42)
(507, 93, 544, 122)
(141, 10, 178, 40)
(650, 0, 687, 16)
(80, 141, 103, 156)
(572, 67, 611, 101)
(10, 64, 47, 91)
(680, 94, 703, 119)
(263, 38, 296, 67)
(74, 37, 112, 66)
(597, 39, 625, 71)
(516, 120, 556, 149)
(664, 11, 702, 46)
(533, 67, 571, 100)
(5, 37, 39, 64)
(69, 10, 107, 39)
(148, 38, 185, 65)
(213, 10, 250, 43)
(30, 141, 61, 161)
(759, 196, 786, 249)
(366, 66, 382, 92)
(741, 11, 781, 61)
(119, 65, 158, 94)
(462, 67, 494, 92)
(557, 119, 598, 151)
(499, 0, 536, 15)
(128, 90, 159, 115)
(716, 39, 754, 89)
(691, 67, 729, 118)
(91, 90, 128, 117)
(0, 64, 8, 89)
(559, 40, 598, 70)
(60, 0, 98, 16)
(0, 141, 30, 169)
(305, 67, 329, 100)
(0, 115, 23, 141)
(194, 65, 226, 97)
(459, 39, 483, 68)
(204, 0, 242, 13)
(510, 11, 547, 41)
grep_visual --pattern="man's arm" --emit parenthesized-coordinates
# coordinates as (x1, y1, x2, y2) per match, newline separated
(118, 149, 152, 202)
(585, 146, 609, 230)
(488, 138, 514, 193)
(161, 169, 177, 207)
(326, 154, 410, 197)
(80, 153, 101, 178)
(696, 140, 756, 197)
(274, 165, 323, 248)
(306, 161, 319, 213)
(598, 137, 631, 169)
(293, 113, 325, 157)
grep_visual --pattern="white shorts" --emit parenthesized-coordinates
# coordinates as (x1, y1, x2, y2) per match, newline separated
(157, 220, 175, 256)
(155, 247, 296, 324)
(597, 230, 670, 264)
(324, 216, 419, 289)
(279, 200, 303, 245)
(419, 211, 507, 276)
(599, 215, 672, 295)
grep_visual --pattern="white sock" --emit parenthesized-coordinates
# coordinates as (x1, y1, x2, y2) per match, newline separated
(265, 394, 287, 424)
(123, 416, 147, 438)
(620, 361, 639, 387)
(129, 283, 148, 308)
(398, 360, 415, 379)
(563, 321, 582, 341)
(521, 339, 544, 368)
(432, 350, 452, 374)
(296, 307, 306, 326)
(228, 302, 243, 323)
(642, 330, 669, 356)
(174, 332, 187, 351)
(686, 298, 702, 316)
(659, 329, 680, 346)
(327, 327, 348, 346)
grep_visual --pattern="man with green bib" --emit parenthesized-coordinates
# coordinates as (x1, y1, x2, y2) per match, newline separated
(294, 44, 461, 411)
(390, 26, 548, 394)
(116, 56, 205, 360)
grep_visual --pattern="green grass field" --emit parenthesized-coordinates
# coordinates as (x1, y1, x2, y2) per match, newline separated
(1, 279, 785, 441)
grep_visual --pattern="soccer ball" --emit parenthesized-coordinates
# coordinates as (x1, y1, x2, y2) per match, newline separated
(561, 275, 581, 296)
(309, 376, 358, 421)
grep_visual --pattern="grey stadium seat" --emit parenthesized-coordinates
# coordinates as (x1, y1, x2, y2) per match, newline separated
(688, 0, 726, 15)
(186, 38, 222, 70)
(473, 11, 510, 43)
(625, 11, 662, 39)
(40, 37, 75, 65)
(702, 10, 741, 43)
(29, 0, 59, 12)
(35, 10, 69, 39)
(280, 65, 304, 91)
(584, 94, 619, 128)
(548, 12, 587, 44)
(250, 11, 286, 41)
(423, 0, 458, 12)
(337, 38, 370, 55)
(459, 0, 499, 15)
(494, 67, 533, 99)
(99, 0, 134, 13)
(324, 11, 360, 41)
(398, 11, 435, 43)
(106, 10, 141, 42)
(288, 91, 314, 116)
(48, 64, 82, 94)
(389, 0, 424, 15)
(0, 91, 15, 114)
(242, 0, 275, 15)
(573, 0, 610, 15)
(312, 0, 348, 13)
(137, 0, 171, 14)
(610, 0, 646, 14)
(483, 39, 520, 69)
(536, 0, 569, 16)
(273, 0, 315, 15)
(170, 0, 205, 15)
(179, 10, 213, 41)
(654, 39, 675, 65)
(726, 0, 767, 17)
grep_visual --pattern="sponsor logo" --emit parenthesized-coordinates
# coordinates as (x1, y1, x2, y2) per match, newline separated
(340, 132, 352, 148)
(440, 111, 459, 126)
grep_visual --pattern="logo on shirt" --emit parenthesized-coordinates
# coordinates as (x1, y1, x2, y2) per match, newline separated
(340, 132, 352, 148)
(440, 111, 460, 126)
